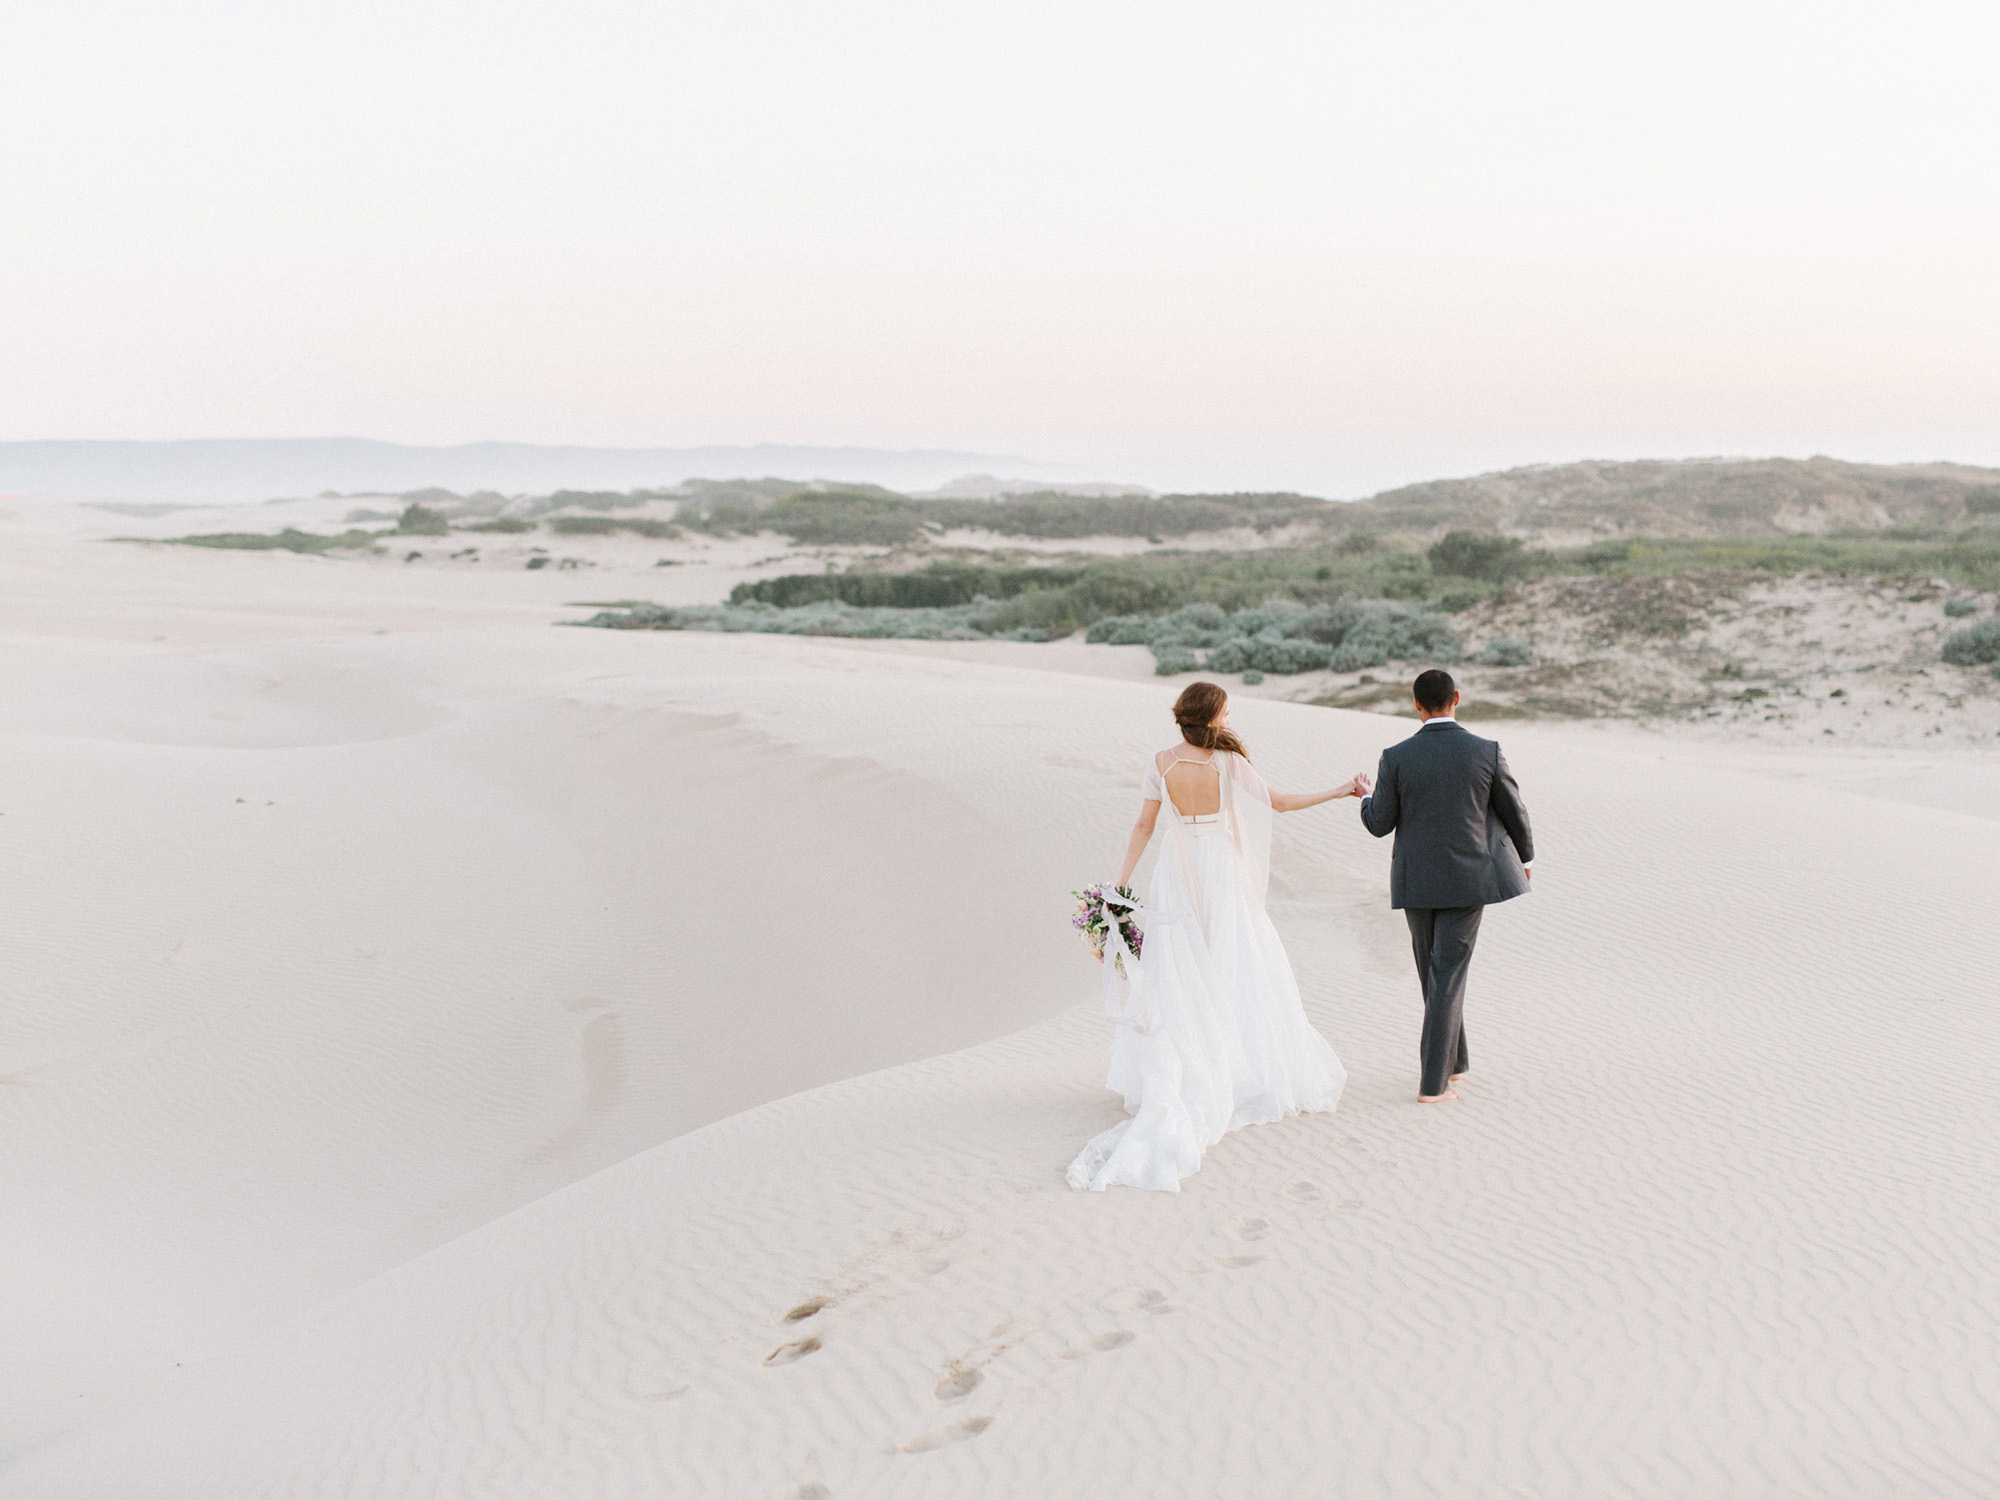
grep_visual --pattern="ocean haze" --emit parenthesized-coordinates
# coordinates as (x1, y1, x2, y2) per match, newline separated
(0, 439, 1071, 502)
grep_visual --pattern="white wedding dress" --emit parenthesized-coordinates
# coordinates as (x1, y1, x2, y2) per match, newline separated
(1067, 749, 1346, 1192)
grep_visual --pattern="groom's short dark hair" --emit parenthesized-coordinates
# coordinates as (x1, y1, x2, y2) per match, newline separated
(1413, 669, 1456, 711)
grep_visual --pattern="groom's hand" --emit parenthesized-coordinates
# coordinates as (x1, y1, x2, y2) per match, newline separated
(1353, 771, 1372, 797)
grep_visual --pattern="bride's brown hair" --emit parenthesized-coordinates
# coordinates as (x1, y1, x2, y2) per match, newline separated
(1173, 681, 1250, 760)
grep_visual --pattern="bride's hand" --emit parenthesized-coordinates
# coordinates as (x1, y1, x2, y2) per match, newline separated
(1351, 772, 1372, 798)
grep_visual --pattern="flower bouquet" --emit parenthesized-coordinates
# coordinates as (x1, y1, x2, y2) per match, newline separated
(1071, 883, 1144, 976)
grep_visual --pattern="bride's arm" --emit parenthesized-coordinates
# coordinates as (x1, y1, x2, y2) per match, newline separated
(1115, 799, 1161, 889)
(1268, 775, 1367, 813)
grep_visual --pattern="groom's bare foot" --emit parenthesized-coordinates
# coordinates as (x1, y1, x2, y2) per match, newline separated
(1417, 1088, 1459, 1103)
(1450, 1072, 1467, 1082)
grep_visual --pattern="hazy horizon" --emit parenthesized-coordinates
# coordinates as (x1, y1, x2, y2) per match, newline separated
(8, 435, 1998, 506)
(5, 2, 1997, 496)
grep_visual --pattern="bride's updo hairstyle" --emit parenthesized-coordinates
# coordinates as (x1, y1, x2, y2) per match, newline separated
(1173, 680, 1250, 760)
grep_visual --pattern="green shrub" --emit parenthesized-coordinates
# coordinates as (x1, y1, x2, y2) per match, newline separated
(679, 501, 764, 535)
(397, 503, 451, 536)
(1204, 639, 1254, 673)
(1941, 617, 2000, 665)
(461, 517, 535, 533)
(1079, 596, 1454, 675)
(1291, 598, 1460, 663)
(1429, 530, 1527, 581)
(735, 563, 1082, 610)
(1084, 614, 1133, 643)
(917, 491, 1326, 540)
(974, 587, 1081, 637)
(1432, 581, 1494, 612)
(1082, 614, 1158, 646)
(1229, 603, 1306, 636)
(1241, 669, 1265, 684)
(1330, 641, 1388, 672)
(1944, 596, 1979, 617)
(571, 599, 991, 639)
(548, 516, 683, 538)
(1569, 539, 1636, 567)
(1481, 637, 1535, 666)
(1965, 486, 2000, 516)
(1146, 604, 1230, 651)
(724, 547, 1462, 629)
(758, 491, 928, 547)
(1252, 637, 1332, 673)
(1153, 645, 1200, 675)
(162, 527, 382, 554)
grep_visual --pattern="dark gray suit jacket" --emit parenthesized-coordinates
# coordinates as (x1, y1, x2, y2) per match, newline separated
(1359, 720, 1534, 910)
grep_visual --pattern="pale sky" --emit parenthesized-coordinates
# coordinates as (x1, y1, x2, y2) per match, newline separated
(3, 1, 1997, 496)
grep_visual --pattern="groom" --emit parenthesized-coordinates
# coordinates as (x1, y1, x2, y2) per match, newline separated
(1357, 669, 1534, 1103)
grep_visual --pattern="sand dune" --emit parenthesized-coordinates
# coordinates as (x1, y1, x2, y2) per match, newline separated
(0, 625, 1081, 1461)
(4, 521, 1998, 1497)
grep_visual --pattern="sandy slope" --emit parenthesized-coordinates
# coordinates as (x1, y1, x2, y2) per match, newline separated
(0, 588, 1080, 1455)
(4, 518, 1999, 1497)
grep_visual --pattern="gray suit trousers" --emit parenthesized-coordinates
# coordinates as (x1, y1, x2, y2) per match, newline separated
(1405, 906, 1482, 1097)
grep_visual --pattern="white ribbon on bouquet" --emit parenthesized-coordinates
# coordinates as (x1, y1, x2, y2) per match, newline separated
(1098, 886, 1151, 1035)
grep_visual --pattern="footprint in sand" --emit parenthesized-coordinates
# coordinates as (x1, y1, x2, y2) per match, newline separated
(764, 1337, 822, 1367)
(901, 1415, 993, 1453)
(1058, 1330, 1136, 1359)
(1216, 1254, 1263, 1270)
(1107, 1287, 1173, 1315)
(1283, 1181, 1322, 1202)
(774, 1485, 830, 1500)
(783, 1298, 829, 1324)
(934, 1366, 984, 1401)
(1228, 1216, 1272, 1241)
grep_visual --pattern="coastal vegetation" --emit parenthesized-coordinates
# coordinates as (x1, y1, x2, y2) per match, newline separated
(133, 456, 2000, 692)
(575, 517, 2000, 693)
(575, 594, 1464, 676)
(548, 515, 682, 538)
(152, 527, 383, 554)
(1941, 617, 2000, 667)
(395, 503, 451, 536)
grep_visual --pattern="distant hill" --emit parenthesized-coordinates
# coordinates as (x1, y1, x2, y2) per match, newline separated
(914, 474, 1158, 500)
(1345, 457, 2000, 541)
(12, 443, 1998, 540)
(0, 438, 1068, 501)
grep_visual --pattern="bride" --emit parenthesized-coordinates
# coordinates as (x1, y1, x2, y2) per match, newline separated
(1067, 681, 1367, 1193)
